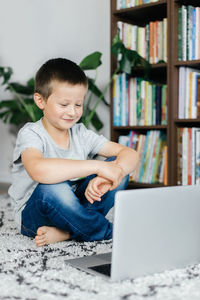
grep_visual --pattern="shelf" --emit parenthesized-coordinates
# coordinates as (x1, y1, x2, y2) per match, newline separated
(113, 0, 167, 25)
(113, 125, 167, 131)
(130, 62, 167, 83)
(175, 60, 200, 68)
(127, 181, 165, 189)
(151, 62, 167, 69)
(175, 119, 200, 127)
(130, 62, 167, 71)
(110, 0, 200, 187)
(175, 0, 200, 7)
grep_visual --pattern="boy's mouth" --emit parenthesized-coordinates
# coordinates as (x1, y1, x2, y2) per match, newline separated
(62, 118, 75, 122)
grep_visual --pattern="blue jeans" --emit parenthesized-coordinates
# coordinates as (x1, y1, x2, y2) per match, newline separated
(21, 157, 129, 242)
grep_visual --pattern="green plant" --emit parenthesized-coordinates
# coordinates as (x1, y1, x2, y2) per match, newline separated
(0, 67, 43, 126)
(111, 31, 150, 77)
(0, 34, 150, 131)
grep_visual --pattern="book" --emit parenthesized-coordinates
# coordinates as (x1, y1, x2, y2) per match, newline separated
(197, 76, 200, 118)
(156, 86, 162, 125)
(177, 128, 183, 185)
(195, 130, 200, 184)
(182, 6, 187, 61)
(163, 146, 168, 185)
(178, 7, 182, 61)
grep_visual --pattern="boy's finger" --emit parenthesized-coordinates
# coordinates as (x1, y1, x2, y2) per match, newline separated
(87, 189, 101, 201)
(93, 181, 101, 194)
(88, 188, 101, 198)
(109, 181, 118, 191)
(85, 192, 94, 204)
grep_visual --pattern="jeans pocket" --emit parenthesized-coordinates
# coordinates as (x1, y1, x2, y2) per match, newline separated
(21, 223, 36, 238)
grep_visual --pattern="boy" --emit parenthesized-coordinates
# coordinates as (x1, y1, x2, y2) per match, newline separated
(8, 58, 139, 247)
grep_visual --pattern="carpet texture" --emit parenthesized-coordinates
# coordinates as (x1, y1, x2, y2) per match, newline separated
(1, 194, 200, 300)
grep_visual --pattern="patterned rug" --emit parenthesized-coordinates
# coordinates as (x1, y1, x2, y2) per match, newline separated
(1, 194, 200, 300)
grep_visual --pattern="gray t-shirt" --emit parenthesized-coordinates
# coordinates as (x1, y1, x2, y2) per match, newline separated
(8, 119, 108, 231)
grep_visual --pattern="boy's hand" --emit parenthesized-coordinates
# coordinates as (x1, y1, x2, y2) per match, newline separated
(97, 161, 125, 191)
(85, 176, 112, 204)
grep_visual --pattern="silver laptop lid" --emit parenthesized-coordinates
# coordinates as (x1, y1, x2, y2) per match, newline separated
(111, 185, 200, 281)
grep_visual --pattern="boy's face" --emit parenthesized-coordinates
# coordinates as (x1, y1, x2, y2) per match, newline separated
(35, 81, 88, 131)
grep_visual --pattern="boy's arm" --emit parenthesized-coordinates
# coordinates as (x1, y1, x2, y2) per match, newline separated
(98, 141, 139, 179)
(21, 148, 124, 186)
(84, 141, 139, 203)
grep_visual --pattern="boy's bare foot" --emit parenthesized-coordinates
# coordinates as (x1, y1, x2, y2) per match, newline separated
(35, 226, 70, 247)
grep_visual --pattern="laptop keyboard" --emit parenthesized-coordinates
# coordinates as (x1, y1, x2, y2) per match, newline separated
(89, 263, 111, 276)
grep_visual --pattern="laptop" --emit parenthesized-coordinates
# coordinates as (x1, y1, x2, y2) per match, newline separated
(65, 185, 200, 281)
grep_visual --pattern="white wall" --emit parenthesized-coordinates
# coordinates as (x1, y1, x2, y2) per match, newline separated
(0, 0, 110, 183)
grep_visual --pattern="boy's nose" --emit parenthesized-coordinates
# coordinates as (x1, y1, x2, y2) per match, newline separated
(67, 105, 75, 116)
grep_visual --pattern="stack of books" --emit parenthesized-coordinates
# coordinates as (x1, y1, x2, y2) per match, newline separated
(117, 19, 167, 63)
(177, 127, 200, 185)
(178, 5, 200, 61)
(178, 67, 200, 119)
(113, 74, 167, 126)
(116, 0, 159, 10)
(118, 130, 167, 184)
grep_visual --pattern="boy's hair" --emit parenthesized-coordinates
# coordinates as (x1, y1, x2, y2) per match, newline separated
(34, 58, 88, 99)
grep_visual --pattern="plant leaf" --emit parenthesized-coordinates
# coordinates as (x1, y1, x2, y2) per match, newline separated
(7, 82, 34, 95)
(81, 108, 103, 131)
(80, 106, 104, 131)
(0, 67, 13, 84)
(9, 110, 30, 125)
(111, 41, 124, 57)
(31, 103, 43, 121)
(91, 110, 103, 131)
(87, 77, 109, 106)
(111, 34, 151, 76)
(27, 78, 35, 89)
(0, 99, 21, 110)
(0, 105, 28, 125)
(79, 52, 102, 70)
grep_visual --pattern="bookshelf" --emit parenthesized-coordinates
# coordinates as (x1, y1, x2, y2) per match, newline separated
(110, 0, 200, 188)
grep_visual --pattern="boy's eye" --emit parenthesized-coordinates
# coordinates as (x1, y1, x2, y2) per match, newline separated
(60, 104, 67, 107)
(76, 104, 82, 107)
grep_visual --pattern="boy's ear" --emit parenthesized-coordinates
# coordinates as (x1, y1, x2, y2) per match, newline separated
(34, 93, 45, 110)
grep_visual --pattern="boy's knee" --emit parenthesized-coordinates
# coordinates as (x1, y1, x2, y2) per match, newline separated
(35, 182, 75, 206)
(37, 181, 72, 195)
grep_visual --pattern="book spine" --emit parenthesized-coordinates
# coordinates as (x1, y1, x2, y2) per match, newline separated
(161, 85, 167, 125)
(113, 75, 117, 126)
(146, 131, 159, 183)
(197, 76, 200, 118)
(182, 128, 188, 185)
(192, 7, 196, 60)
(195, 130, 200, 184)
(182, 6, 187, 61)
(178, 67, 186, 119)
(134, 134, 145, 182)
(188, 128, 192, 185)
(178, 8, 182, 61)
(191, 128, 196, 185)
(177, 127, 183, 185)
(195, 7, 199, 59)
(199, 7, 200, 59)
(163, 146, 168, 185)
(188, 71, 193, 119)
(156, 86, 162, 125)
(163, 18, 167, 62)
(138, 132, 150, 182)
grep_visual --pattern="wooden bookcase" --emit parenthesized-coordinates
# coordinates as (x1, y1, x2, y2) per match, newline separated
(110, 0, 200, 188)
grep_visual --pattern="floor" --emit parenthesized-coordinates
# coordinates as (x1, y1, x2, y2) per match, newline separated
(0, 182, 10, 195)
